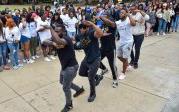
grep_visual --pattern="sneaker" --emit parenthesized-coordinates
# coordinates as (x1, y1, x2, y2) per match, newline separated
(157, 32, 160, 36)
(163, 32, 166, 35)
(49, 55, 56, 60)
(73, 87, 85, 98)
(8, 59, 11, 63)
(134, 63, 138, 69)
(112, 80, 118, 88)
(23, 59, 27, 63)
(126, 65, 133, 72)
(13, 66, 19, 70)
(61, 102, 73, 112)
(17, 64, 23, 67)
(118, 73, 126, 80)
(3, 65, 10, 70)
(44, 57, 52, 62)
(0, 67, 3, 72)
(129, 61, 134, 66)
(27, 59, 35, 64)
(88, 94, 96, 102)
(95, 75, 103, 86)
(32, 56, 36, 60)
(35, 55, 40, 59)
(100, 68, 108, 75)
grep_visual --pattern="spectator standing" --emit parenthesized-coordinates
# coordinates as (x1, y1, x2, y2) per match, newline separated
(66, 12, 78, 40)
(173, 3, 179, 32)
(5, 19, 23, 69)
(156, 3, 170, 36)
(0, 20, 10, 71)
(19, 16, 34, 64)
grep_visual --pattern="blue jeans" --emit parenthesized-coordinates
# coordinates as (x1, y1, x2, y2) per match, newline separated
(7, 43, 19, 66)
(173, 15, 179, 32)
(0, 42, 7, 66)
(158, 19, 167, 33)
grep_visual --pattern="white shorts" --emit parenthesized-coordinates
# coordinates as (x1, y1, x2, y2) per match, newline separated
(116, 42, 133, 59)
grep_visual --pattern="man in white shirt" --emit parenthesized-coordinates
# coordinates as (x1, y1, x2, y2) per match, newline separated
(130, 5, 149, 69)
(60, 8, 69, 24)
(32, 13, 56, 62)
(105, 9, 136, 80)
(115, 9, 136, 80)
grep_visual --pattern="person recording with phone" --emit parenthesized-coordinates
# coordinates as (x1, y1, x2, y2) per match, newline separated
(5, 18, 23, 70)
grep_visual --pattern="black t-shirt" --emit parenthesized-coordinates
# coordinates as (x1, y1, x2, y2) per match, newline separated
(175, 7, 179, 15)
(100, 24, 116, 52)
(78, 30, 100, 63)
(57, 37, 78, 70)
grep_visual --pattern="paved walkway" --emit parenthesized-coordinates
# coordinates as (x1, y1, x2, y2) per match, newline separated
(0, 33, 179, 112)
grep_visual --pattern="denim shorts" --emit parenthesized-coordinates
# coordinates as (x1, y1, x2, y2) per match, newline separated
(20, 35, 30, 43)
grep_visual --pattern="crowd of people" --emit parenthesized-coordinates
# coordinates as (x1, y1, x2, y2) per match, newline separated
(0, 1, 179, 112)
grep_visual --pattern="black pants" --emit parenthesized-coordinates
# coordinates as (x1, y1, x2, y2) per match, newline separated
(79, 57, 100, 95)
(166, 20, 172, 32)
(100, 49, 117, 80)
(131, 34, 144, 64)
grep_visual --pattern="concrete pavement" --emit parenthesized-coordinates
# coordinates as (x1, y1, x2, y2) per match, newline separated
(0, 33, 179, 112)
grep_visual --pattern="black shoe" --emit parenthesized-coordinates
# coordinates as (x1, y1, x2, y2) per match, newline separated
(95, 75, 103, 86)
(73, 87, 85, 98)
(129, 61, 134, 66)
(134, 63, 138, 69)
(61, 104, 73, 112)
(88, 94, 96, 102)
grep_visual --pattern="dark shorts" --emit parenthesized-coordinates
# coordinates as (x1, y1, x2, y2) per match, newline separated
(20, 35, 30, 43)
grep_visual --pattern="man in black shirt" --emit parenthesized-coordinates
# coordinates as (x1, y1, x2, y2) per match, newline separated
(98, 16, 118, 88)
(50, 25, 85, 112)
(75, 21, 103, 102)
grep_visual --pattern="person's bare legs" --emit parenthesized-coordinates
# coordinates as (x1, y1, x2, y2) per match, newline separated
(118, 57, 128, 74)
(23, 41, 30, 60)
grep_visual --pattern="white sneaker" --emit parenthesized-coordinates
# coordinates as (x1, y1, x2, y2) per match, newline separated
(49, 55, 56, 60)
(118, 73, 126, 80)
(13, 66, 19, 70)
(32, 56, 36, 60)
(23, 59, 27, 63)
(35, 55, 40, 59)
(163, 32, 166, 35)
(44, 57, 52, 62)
(112, 80, 118, 88)
(157, 32, 160, 36)
(17, 64, 23, 67)
(8, 59, 11, 63)
(126, 65, 133, 72)
(27, 59, 35, 64)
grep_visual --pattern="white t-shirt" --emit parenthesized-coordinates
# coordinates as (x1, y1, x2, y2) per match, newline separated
(28, 22, 37, 37)
(131, 12, 149, 35)
(116, 17, 133, 45)
(5, 26, 21, 43)
(19, 22, 31, 38)
(60, 14, 69, 24)
(66, 17, 78, 32)
(36, 18, 52, 43)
